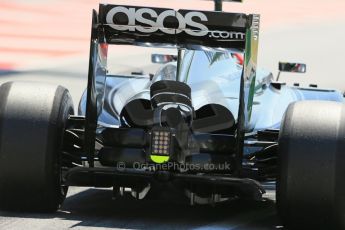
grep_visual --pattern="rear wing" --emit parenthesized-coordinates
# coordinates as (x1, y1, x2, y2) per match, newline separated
(98, 4, 257, 50)
(84, 3, 260, 167)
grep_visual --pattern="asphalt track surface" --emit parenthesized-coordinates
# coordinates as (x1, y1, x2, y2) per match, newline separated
(0, 186, 278, 230)
(0, 0, 345, 229)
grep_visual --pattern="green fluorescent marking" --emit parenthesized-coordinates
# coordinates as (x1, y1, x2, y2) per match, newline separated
(150, 155, 170, 164)
(247, 79, 256, 120)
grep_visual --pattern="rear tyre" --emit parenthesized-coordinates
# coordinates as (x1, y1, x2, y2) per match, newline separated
(277, 101, 345, 229)
(0, 82, 74, 212)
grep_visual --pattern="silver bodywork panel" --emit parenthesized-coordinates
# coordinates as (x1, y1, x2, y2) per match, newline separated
(79, 50, 343, 132)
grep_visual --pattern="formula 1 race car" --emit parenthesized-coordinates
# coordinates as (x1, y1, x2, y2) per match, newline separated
(0, 1, 344, 229)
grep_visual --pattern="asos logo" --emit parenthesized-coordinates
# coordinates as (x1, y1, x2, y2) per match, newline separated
(106, 6, 209, 36)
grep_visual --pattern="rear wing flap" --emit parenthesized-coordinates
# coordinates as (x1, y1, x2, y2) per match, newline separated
(98, 4, 257, 50)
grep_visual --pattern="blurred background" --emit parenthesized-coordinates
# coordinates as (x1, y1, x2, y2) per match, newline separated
(1, 0, 345, 102)
(0, 1, 344, 229)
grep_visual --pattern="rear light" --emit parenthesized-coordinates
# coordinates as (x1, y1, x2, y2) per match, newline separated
(150, 127, 172, 163)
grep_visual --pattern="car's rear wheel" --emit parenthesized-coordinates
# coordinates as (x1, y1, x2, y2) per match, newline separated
(277, 101, 345, 229)
(0, 81, 74, 212)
